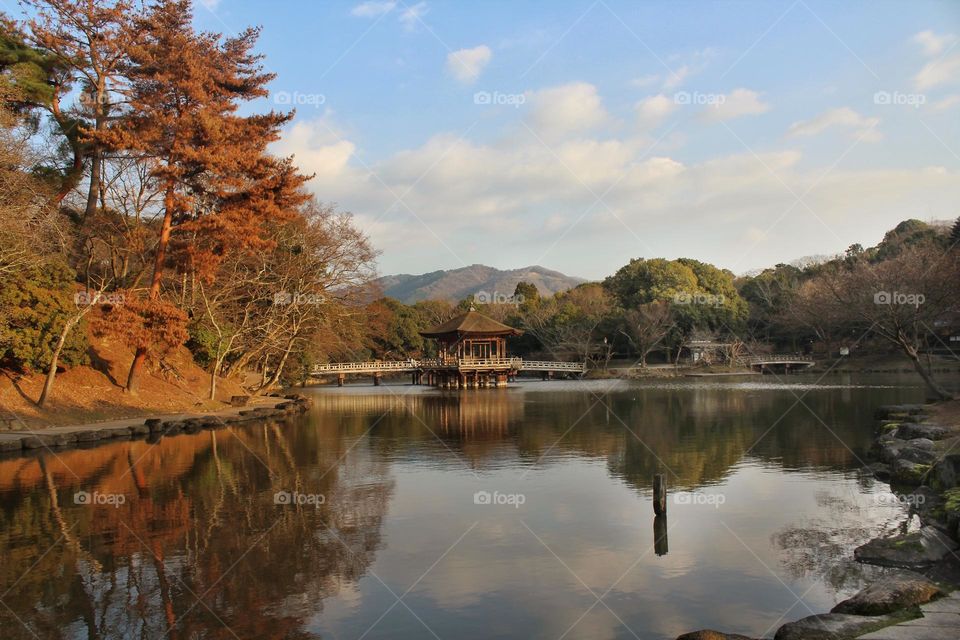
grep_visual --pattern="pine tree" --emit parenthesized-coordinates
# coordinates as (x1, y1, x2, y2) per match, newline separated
(112, 0, 308, 393)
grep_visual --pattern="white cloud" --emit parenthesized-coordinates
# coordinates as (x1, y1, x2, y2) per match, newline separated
(350, 0, 396, 18)
(930, 94, 960, 112)
(635, 94, 676, 128)
(527, 82, 608, 138)
(701, 88, 770, 121)
(787, 107, 881, 141)
(915, 54, 960, 90)
(913, 30, 957, 57)
(274, 117, 356, 178)
(446, 45, 492, 84)
(399, 2, 428, 30)
(661, 66, 690, 90)
(631, 74, 659, 88)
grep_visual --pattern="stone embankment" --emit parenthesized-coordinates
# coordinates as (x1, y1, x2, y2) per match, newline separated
(0, 394, 313, 454)
(678, 401, 960, 640)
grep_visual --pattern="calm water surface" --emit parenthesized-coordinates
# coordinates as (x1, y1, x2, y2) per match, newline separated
(0, 374, 942, 639)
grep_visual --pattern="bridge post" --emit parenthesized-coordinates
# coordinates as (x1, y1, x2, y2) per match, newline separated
(337, 374, 344, 387)
(373, 373, 381, 386)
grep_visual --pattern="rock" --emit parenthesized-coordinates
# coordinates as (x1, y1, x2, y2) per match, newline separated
(74, 430, 102, 442)
(677, 631, 759, 640)
(106, 427, 132, 438)
(898, 446, 938, 465)
(0, 438, 24, 452)
(182, 419, 203, 433)
(869, 462, 892, 481)
(896, 424, 949, 441)
(129, 424, 150, 436)
(876, 404, 927, 419)
(855, 527, 960, 569)
(774, 613, 900, 640)
(832, 571, 942, 615)
(144, 418, 162, 428)
(891, 459, 931, 485)
(932, 454, 960, 490)
(161, 421, 185, 434)
(230, 395, 249, 407)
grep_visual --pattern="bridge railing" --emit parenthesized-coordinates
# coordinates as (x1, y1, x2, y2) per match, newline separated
(312, 357, 587, 375)
(736, 354, 815, 365)
(521, 360, 587, 372)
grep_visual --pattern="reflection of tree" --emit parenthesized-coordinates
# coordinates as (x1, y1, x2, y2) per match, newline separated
(772, 490, 892, 595)
(0, 416, 393, 639)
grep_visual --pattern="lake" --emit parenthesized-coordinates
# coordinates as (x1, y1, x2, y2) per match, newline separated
(0, 374, 939, 639)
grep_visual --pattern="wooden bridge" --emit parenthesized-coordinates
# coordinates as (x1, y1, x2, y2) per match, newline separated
(738, 355, 815, 372)
(311, 357, 586, 387)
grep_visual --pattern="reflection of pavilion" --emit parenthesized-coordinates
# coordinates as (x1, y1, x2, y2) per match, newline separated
(310, 391, 525, 439)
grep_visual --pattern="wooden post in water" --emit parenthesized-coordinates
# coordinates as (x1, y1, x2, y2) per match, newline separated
(653, 474, 666, 516)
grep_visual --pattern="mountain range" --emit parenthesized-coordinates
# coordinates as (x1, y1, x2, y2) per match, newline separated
(373, 264, 587, 304)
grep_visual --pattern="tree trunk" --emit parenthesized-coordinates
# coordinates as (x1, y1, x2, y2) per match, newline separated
(264, 339, 295, 390)
(125, 184, 176, 393)
(900, 340, 955, 400)
(39, 310, 88, 407)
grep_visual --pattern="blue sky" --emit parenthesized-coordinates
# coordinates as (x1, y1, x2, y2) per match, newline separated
(193, 0, 960, 279)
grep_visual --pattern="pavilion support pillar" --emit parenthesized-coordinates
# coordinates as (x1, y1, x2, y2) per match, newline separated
(497, 373, 507, 387)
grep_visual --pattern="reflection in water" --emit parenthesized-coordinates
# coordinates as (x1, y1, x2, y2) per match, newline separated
(654, 514, 669, 557)
(0, 374, 937, 639)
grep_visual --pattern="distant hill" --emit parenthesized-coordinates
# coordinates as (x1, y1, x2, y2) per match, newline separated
(374, 265, 587, 303)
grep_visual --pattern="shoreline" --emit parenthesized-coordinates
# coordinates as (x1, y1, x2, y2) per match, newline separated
(680, 398, 960, 640)
(0, 394, 314, 455)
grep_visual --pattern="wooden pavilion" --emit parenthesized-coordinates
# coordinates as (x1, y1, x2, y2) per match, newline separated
(418, 309, 523, 388)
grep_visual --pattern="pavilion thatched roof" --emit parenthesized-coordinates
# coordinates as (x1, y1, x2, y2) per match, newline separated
(419, 309, 522, 338)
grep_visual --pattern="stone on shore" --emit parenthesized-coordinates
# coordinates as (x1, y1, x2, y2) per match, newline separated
(676, 631, 759, 640)
(774, 613, 901, 640)
(890, 459, 931, 485)
(854, 526, 959, 569)
(831, 571, 942, 615)
(933, 454, 960, 490)
(896, 424, 949, 441)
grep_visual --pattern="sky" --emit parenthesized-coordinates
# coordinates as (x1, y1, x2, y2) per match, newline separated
(192, 0, 960, 280)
